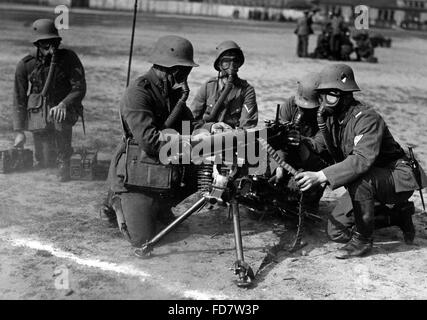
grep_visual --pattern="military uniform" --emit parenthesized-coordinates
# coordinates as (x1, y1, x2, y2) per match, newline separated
(307, 99, 427, 241)
(295, 14, 313, 58)
(329, 15, 345, 59)
(13, 48, 86, 167)
(191, 77, 258, 130)
(108, 68, 196, 247)
(277, 96, 331, 215)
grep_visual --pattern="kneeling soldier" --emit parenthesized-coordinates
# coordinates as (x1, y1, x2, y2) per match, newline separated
(107, 35, 199, 248)
(272, 72, 332, 216)
(295, 64, 427, 259)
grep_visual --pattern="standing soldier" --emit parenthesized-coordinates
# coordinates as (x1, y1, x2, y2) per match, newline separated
(329, 9, 345, 60)
(294, 10, 313, 58)
(295, 64, 427, 259)
(107, 35, 199, 250)
(191, 40, 258, 132)
(13, 19, 86, 181)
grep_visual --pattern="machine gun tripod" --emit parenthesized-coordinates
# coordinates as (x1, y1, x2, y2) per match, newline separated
(134, 163, 256, 287)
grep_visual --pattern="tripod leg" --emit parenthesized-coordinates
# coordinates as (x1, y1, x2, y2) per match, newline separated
(135, 197, 207, 258)
(231, 200, 255, 287)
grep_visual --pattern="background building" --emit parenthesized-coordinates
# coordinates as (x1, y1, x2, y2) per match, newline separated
(2, 0, 427, 29)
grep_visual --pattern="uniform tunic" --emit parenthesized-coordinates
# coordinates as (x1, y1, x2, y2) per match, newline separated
(108, 68, 196, 247)
(13, 48, 86, 131)
(306, 98, 427, 239)
(13, 48, 86, 165)
(190, 76, 258, 131)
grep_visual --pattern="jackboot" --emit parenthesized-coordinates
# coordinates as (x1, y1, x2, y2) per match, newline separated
(335, 231, 373, 259)
(374, 202, 415, 244)
(391, 202, 415, 244)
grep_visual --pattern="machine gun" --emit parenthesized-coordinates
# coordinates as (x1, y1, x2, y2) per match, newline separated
(135, 105, 315, 287)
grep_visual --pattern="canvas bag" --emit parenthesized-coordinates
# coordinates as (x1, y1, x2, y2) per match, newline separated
(26, 51, 57, 132)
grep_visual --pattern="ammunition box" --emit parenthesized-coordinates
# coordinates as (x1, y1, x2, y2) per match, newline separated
(81, 151, 97, 181)
(0, 150, 12, 173)
(70, 152, 83, 180)
(70, 147, 98, 181)
(0, 148, 33, 174)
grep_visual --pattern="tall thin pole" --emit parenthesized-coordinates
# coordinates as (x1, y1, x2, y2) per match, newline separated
(126, 0, 138, 87)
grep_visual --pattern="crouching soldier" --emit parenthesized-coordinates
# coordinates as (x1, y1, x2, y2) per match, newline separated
(295, 64, 427, 259)
(107, 35, 199, 250)
(191, 40, 258, 133)
(271, 72, 332, 217)
(13, 19, 86, 181)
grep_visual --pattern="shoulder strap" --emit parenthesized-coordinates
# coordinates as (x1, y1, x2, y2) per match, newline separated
(40, 50, 58, 97)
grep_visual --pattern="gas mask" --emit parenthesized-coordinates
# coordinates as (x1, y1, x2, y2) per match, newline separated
(36, 39, 59, 57)
(319, 90, 342, 116)
(168, 66, 192, 89)
(218, 54, 242, 77)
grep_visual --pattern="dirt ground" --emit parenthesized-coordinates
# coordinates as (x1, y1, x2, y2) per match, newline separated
(1, 4, 427, 300)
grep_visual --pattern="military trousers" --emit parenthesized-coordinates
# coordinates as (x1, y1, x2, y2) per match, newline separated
(112, 191, 171, 247)
(33, 122, 73, 167)
(327, 166, 414, 241)
(330, 34, 341, 59)
(297, 35, 309, 57)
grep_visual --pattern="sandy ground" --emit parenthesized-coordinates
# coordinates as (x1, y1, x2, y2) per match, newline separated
(0, 5, 427, 300)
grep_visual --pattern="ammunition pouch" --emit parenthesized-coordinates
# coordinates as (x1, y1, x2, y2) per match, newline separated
(26, 93, 52, 132)
(123, 139, 179, 192)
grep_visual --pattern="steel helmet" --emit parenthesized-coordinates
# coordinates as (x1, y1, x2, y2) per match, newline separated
(31, 19, 62, 44)
(295, 72, 321, 109)
(316, 64, 360, 92)
(214, 40, 245, 71)
(147, 35, 198, 68)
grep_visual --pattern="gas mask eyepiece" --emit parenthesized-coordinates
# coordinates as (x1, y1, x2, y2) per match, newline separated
(219, 54, 242, 76)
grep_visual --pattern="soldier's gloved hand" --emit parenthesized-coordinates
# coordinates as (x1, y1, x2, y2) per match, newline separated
(211, 122, 232, 134)
(268, 166, 284, 185)
(49, 102, 67, 122)
(286, 129, 301, 147)
(14, 131, 26, 148)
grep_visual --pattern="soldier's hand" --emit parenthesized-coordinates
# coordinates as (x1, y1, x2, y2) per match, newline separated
(211, 122, 232, 134)
(49, 102, 67, 122)
(295, 170, 327, 192)
(14, 132, 26, 148)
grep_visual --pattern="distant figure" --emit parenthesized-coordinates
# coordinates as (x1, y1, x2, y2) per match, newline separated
(329, 9, 345, 60)
(339, 27, 354, 61)
(311, 25, 332, 59)
(354, 31, 378, 63)
(294, 10, 313, 58)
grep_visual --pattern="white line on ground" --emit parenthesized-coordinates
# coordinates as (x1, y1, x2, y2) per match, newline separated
(0, 233, 229, 300)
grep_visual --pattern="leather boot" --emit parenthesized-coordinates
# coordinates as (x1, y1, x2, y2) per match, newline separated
(335, 231, 373, 259)
(390, 202, 415, 244)
(373, 204, 393, 229)
(374, 202, 415, 244)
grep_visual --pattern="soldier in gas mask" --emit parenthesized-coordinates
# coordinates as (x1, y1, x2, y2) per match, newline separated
(106, 35, 199, 250)
(294, 64, 427, 259)
(271, 72, 332, 217)
(191, 40, 258, 133)
(13, 19, 86, 181)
